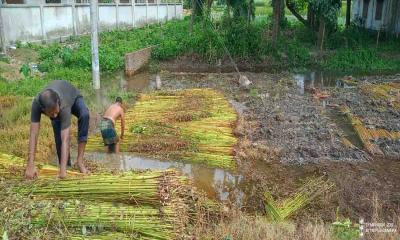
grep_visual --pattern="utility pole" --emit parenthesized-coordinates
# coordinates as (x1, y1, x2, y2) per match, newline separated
(90, 0, 100, 89)
(0, 1, 6, 54)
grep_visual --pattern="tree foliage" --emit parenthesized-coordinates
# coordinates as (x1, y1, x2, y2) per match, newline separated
(226, 0, 255, 21)
(286, 0, 341, 30)
(309, 0, 341, 26)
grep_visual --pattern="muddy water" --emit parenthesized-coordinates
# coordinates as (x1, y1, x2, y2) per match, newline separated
(85, 152, 255, 206)
(101, 70, 153, 92)
(293, 71, 357, 95)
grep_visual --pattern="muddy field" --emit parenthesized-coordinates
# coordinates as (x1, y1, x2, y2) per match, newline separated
(157, 70, 400, 225)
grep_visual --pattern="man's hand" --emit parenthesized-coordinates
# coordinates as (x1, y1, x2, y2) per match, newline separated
(25, 163, 38, 180)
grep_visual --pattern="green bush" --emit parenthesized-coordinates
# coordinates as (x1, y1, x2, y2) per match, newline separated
(331, 219, 361, 240)
(323, 48, 400, 73)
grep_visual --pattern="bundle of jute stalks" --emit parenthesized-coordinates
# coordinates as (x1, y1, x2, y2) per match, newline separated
(17, 169, 186, 206)
(0, 153, 81, 179)
(1, 153, 192, 239)
(86, 89, 238, 169)
(32, 201, 183, 240)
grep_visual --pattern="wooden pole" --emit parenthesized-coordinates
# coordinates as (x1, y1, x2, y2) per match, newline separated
(90, 0, 100, 89)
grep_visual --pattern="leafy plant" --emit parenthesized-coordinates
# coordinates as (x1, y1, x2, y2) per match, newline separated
(19, 64, 30, 78)
(331, 218, 361, 240)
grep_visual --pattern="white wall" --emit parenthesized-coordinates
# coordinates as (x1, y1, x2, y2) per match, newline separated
(0, 2, 183, 46)
(352, 0, 399, 32)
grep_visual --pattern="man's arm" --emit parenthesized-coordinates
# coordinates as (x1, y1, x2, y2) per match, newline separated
(59, 127, 71, 179)
(25, 122, 40, 179)
(120, 109, 125, 139)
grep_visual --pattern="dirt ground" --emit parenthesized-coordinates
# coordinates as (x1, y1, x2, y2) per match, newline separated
(158, 70, 400, 228)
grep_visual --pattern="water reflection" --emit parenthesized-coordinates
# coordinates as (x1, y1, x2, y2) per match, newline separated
(294, 71, 345, 94)
(85, 152, 251, 206)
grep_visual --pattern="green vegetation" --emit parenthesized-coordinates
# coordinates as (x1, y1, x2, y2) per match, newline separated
(26, 16, 316, 82)
(264, 177, 334, 221)
(323, 48, 400, 73)
(0, 97, 54, 161)
(331, 218, 361, 240)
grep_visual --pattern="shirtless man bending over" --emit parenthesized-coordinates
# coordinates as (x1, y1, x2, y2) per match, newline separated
(100, 97, 125, 153)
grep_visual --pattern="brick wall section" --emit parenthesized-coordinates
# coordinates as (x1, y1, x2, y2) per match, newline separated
(124, 47, 152, 76)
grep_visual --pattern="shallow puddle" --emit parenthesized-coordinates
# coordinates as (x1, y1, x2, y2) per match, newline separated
(326, 108, 364, 149)
(85, 152, 255, 206)
(293, 71, 359, 96)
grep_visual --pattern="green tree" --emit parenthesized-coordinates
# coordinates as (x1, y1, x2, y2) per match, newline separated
(308, 0, 341, 49)
(226, 0, 255, 21)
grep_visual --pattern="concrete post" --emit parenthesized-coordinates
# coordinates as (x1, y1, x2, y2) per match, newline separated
(156, 0, 159, 23)
(72, 1, 78, 36)
(131, 0, 135, 27)
(0, 2, 6, 53)
(116, 0, 119, 29)
(174, 0, 176, 19)
(166, 0, 168, 21)
(90, 0, 100, 89)
(40, 0, 46, 42)
(145, 0, 148, 25)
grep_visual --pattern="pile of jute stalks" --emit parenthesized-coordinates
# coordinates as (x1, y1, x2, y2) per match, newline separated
(0, 153, 204, 239)
(86, 89, 238, 169)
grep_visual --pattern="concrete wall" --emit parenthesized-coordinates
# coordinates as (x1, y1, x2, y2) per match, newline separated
(352, 0, 399, 33)
(0, 1, 183, 46)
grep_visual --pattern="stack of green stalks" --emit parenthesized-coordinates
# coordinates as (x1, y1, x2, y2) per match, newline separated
(17, 170, 184, 206)
(70, 232, 131, 240)
(1, 153, 192, 239)
(32, 201, 180, 240)
(0, 153, 81, 179)
(86, 89, 237, 169)
(264, 177, 334, 221)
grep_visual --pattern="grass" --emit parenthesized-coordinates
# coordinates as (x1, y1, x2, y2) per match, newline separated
(195, 209, 333, 240)
(322, 48, 400, 73)
(86, 89, 237, 169)
(0, 96, 54, 162)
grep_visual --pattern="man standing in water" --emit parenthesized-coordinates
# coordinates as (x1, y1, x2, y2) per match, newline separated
(100, 97, 125, 153)
(25, 80, 90, 179)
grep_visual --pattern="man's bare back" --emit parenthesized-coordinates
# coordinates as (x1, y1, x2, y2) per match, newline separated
(103, 103, 124, 126)
(100, 97, 125, 153)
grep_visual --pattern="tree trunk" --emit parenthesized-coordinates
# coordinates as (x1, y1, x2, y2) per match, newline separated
(346, 0, 351, 28)
(286, 0, 309, 27)
(272, 0, 283, 46)
(307, 7, 316, 29)
(317, 18, 326, 51)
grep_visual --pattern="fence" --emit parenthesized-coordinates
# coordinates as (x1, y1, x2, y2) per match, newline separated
(0, 0, 183, 47)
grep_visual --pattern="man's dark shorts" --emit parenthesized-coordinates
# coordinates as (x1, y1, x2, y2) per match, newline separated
(100, 118, 119, 152)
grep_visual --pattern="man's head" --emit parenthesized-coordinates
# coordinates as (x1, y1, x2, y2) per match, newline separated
(115, 97, 123, 104)
(38, 89, 60, 118)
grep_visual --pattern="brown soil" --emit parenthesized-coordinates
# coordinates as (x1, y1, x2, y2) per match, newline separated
(158, 70, 400, 227)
